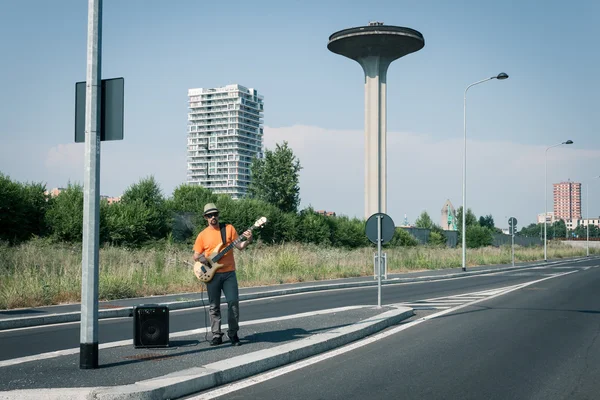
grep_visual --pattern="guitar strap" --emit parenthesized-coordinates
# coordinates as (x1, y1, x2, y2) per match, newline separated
(219, 223, 227, 245)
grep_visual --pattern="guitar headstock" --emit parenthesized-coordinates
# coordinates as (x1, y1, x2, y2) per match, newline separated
(253, 217, 267, 228)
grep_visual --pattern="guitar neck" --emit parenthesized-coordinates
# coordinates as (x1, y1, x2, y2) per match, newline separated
(212, 225, 256, 262)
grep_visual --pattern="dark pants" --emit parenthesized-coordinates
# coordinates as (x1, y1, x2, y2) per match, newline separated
(206, 271, 239, 338)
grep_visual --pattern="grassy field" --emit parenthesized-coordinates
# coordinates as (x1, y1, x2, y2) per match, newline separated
(0, 238, 596, 310)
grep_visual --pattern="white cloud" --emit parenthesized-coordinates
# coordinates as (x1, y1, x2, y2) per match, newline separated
(263, 125, 600, 228)
(3, 124, 599, 229)
(46, 143, 84, 169)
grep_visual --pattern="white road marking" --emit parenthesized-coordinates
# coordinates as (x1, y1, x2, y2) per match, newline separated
(400, 306, 452, 310)
(188, 270, 579, 399)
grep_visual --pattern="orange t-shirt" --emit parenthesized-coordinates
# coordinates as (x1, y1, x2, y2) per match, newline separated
(193, 224, 239, 273)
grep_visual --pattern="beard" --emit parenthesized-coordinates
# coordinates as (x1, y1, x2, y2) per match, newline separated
(209, 218, 219, 227)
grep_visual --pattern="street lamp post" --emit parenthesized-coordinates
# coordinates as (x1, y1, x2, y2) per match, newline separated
(544, 140, 573, 261)
(586, 176, 600, 256)
(462, 72, 508, 272)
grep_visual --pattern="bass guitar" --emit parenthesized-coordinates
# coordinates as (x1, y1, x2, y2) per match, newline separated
(193, 217, 267, 283)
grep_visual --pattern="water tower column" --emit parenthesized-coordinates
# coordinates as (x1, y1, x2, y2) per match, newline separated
(360, 57, 391, 217)
(327, 22, 424, 219)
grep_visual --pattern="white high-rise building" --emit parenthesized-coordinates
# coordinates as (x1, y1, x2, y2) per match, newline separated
(187, 84, 264, 199)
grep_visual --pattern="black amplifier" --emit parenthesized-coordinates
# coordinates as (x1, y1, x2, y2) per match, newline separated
(133, 304, 169, 348)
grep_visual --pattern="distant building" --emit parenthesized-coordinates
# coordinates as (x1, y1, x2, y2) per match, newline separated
(44, 188, 66, 197)
(186, 84, 264, 199)
(537, 212, 556, 225)
(101, 195, 121, 205)
(45, 188, 120, 204)
(440, 199, 457, 231)
(553, 180, 581, 221)
(316, 210, 336, 217)
(565, 218, 600, 231)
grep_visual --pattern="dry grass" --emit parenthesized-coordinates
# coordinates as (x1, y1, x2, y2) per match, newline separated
(0, 238, 596, 309)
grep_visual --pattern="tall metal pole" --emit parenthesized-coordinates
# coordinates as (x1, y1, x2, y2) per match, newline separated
(511, 230, 515, 266)
(462, 75, 506, 272)
(462, 85, 468, 272)
(377, 215, 382, 308)
(586, 176, 600, 256)
(544, 149, 548, 261)
(80, 0, 102, 369)
(544, 141, 573, 261)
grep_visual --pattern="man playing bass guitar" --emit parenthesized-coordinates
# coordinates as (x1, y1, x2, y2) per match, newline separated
(193, 203, 253, 346)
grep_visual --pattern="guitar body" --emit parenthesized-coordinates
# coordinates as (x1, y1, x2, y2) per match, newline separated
(193, 244, 225, 283)
(193, 216, 267, 283)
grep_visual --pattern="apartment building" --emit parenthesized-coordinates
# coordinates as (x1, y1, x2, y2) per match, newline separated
(553, 180, 582, 220)
(186, 84, 264, 199)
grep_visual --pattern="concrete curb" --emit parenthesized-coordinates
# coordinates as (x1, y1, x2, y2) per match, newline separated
(0, 306, 414, 400)
(0, 257, 587, 331)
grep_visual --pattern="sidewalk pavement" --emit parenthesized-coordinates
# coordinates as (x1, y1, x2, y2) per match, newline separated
(0, 256, 593, 400)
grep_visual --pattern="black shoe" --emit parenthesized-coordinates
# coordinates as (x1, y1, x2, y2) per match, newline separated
(210, 336, 223, 346)
(230, 335, 241, 346)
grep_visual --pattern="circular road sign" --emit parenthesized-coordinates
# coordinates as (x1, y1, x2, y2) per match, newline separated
(366, 213, 396, 244)
(508, 217, 517, 226)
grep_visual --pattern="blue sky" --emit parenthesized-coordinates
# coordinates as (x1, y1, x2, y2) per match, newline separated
(1, 0, 599, 228)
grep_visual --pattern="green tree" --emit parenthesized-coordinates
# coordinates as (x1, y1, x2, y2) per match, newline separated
(456, 207, 478, 231)
(45, 183, 85, 242)
(0, 174, 49, 243)
(414, 211, 434, 229)
(519, 223, 543, 238)
(248, 141, 302, 213)
(167, 184, 216, 214)
(104, 200, 153, 246)
(296, 208, 331, 246)
(573, 224, 587, 239)
(106, 176, 170, 245)
(551, 219, 567, 239)
(478, 214, 495, 230)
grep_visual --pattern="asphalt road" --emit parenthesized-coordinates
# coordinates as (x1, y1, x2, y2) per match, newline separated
(1, 258, 595, 365)
(192, 258, 600, 400)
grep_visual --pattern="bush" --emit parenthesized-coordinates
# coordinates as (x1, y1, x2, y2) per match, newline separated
(297, 208, 332, 246)
(466, 225, 493, 248)
(387, 228, 419, 247)
(428, 231, 447, 247)
(114, 176, 170, 244)
(330, 216, 369, 248)
(104, 199, 153, 246)
(45, 183, 85, 242)
(0, 174, 49, 243)
(166, 184, 217, 215)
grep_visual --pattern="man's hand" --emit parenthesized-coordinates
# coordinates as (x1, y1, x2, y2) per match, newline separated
(194, 252, 208, 266)
(235, 230, 253, 250)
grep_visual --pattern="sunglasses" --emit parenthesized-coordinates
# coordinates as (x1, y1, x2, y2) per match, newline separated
(205, 212, 219, 219)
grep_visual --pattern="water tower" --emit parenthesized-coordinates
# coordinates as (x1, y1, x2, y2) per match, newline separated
(328, 22, 424, 218)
